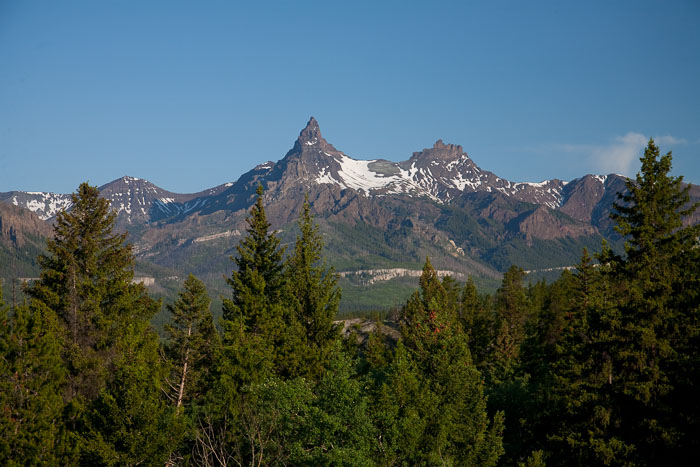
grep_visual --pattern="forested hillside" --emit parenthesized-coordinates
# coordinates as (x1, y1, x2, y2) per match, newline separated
(1, 140, 698, 466)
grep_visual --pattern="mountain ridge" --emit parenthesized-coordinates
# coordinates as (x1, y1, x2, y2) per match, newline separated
(1, 117, 628, 228)
(2, 117, 698, 310)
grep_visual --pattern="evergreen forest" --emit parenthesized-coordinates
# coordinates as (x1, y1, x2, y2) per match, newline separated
(1, 140, 698, 466)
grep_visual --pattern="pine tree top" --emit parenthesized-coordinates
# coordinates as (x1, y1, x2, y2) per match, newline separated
(612, 139, 699, 266)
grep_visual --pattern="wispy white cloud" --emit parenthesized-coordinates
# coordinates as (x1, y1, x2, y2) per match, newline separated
(655, 135, 687, 145)
(544, 133, 687, 177)
(590, 132, 647, 176)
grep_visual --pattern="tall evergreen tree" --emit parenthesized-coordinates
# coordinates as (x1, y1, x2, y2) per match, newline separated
(478, 265, 533, 464)
(26, 183, 148, 403)
(612, 139, 699, 271)
(545, 247, 634, 466)
(459, 276, 480, 331)
(488, 265, 530, 385)
(534, 142, 699, 466)
(376, 258, 504, 465)
(400, 258, 456, 355)
(165, 274, 219, 411)
(285, 195, 341, 379)
(24, 182, 174, 462)
(226, 183, 285, 318)
(459, 276, 493, 371)
(204, 184, 294, 461)
(606, 139, 700, 464)
(220, 183, 289, 382)
(0, 294, 66, 464)
(511, 270, 576, 464)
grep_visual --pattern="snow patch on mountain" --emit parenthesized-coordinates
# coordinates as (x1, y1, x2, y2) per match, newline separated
(10, 192, 73, 220)
(335, 154, 403, 194)
(519, 180, 550, 188)
(305, 150, 567, 206)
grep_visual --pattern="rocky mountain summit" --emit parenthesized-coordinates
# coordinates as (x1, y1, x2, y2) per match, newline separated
(253, 118, 572, 208)
(2, 117, 698, 310)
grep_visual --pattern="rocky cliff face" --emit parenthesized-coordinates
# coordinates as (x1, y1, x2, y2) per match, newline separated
(0, 202, 53, 283)
(0, 202, 53, 247)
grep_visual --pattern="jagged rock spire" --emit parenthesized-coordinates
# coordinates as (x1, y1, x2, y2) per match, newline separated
(299, 116, 322, 143)
(288, 116, 337, 154)
(408, 140, 466, 161)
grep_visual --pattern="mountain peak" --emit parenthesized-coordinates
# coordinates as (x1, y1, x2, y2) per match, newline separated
(289, 116, 337, 154)
(432, 139, 463, 154)
(305, 116, 319, 130)
(298, 116, 322, 145)
(410, 140, 465, 163)
(100, 175, 150, 191)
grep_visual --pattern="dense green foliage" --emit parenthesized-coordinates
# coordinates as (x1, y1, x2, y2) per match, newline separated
(372, 258, 505, 465)
(479, 140, 700, 466)
(0, 288, 65, 465)
(0, 140, 698, 465)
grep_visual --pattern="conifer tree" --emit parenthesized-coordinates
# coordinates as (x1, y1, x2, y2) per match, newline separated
(612, 139, 699, 271)
(205, 184, 292, 459)
(488, 265, 529, 384)
(227, 184, 285, 318)
(535, 142, 699, 465)
(441, 275, 462, 313)
(26, 183, 148, 404)
(377, 258, 504, 465)
(459, 276, 480, 331)
(285, 195, 340, 379)
(220, 183, 288, 382)
(165, 274, 219, 411)
(0, 296, 66, 464)
(478, 265, 534, 464)
(541, 246, 634, 466)
(510, 270, 576, 463)
(605, 139, 700, 463)
(363, 324, 393, 373)
(24, 182, 174, 462)
(80, 317, 178, 466)
(460, 276, 492, 370)
(400, 258, 456, 354)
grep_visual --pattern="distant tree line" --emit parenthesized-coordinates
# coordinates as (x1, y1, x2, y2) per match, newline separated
(0, 139, 698, 465)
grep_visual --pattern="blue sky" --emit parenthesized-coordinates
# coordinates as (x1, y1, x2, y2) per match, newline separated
(1, 0, 699, 193)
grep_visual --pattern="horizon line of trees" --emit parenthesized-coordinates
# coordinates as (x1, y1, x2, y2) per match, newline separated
(0, 139, 698, 466)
